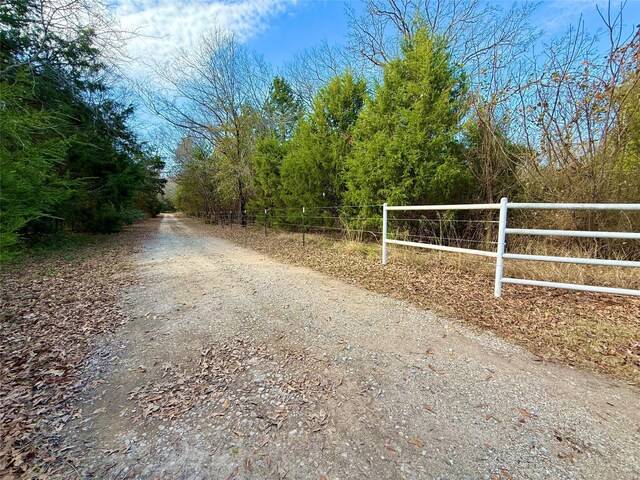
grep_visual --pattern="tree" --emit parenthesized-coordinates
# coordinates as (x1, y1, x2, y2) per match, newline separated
(462, 104, 521, 205)
(251, 77, 304, 213)
(263, 76, 304, 142)
(347, 0, 537, 209)
(345, 26, 472, 210)
(512, 19, 639, 228)
(280, 72, 368, 213)
(284, 41, 353, 110)
(0, 77, 71, 257)
(0, 0, 166, 257)
(148, 29, 270, 225)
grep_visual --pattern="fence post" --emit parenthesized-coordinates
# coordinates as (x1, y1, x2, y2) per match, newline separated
(382, 202, 388, 265)
(494, 197, 508, 297)
(302, 206, 306, 247)
(264, 208, 268, 237)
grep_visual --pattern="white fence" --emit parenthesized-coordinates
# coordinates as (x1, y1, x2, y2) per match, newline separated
(381, 198, 640, 297)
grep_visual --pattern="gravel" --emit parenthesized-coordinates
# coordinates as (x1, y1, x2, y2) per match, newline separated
(63, 214, 640, 479)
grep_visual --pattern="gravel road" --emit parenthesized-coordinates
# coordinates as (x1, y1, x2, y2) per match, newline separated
(66, 214, 640, 479)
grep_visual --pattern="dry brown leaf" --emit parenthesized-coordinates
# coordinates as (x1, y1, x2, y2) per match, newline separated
(408, 438, 424, 448)
(518, 407, 532, 418)
(0, 224, 147, 476)
(499, 468, 514, 480)
(208, 223, 640, 385)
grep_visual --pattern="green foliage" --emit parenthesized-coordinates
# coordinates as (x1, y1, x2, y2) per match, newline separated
(0, 0, 166, 259)
(264, 76, 304, 142)
(280, 72, 368, 213)
(249, 77, 303, 215)
(0, 76, 72, 257)
(252, 136, 288, 211)
(174, 141, 239, 220)
(345, 26, 473, 209)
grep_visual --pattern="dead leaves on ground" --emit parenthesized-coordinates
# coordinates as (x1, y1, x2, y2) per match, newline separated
(407, 438, 425, 448)
(0, 224, 154, 477)
(129, 337, 341, 442)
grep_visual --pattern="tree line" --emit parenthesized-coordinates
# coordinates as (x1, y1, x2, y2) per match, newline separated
(0, 0, 167, 260)
(3, 0, 637, 260)
(168, 0, 639, 257)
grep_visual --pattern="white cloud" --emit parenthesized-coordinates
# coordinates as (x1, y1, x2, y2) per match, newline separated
(111, 0, 297, 65)
(535, 0, 621, 35)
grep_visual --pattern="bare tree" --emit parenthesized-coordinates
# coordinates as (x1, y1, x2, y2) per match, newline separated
(1, 0, 134, 76)
(504, 5, 640, 257)
(515, 12, 639, 203)
(283, 40, 352, 109)
(146, 29, 271, 224)
(347, 0, 538, 82)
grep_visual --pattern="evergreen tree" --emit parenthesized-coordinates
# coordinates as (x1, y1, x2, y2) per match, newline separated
(252, 77, 304, 213)
(280, 72, 367, 213)
(0, 77, 72, 257)
(345, 26, 473, 209)
(0, 0, 166, 257)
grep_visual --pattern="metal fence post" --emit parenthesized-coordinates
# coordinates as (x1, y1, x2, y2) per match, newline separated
(264, 208, 268, 237)
(382, 202, 388, 265)
(494, 197, 508, 297)
(302, 206, 306, 247)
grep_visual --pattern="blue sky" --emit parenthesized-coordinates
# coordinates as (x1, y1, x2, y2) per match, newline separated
(110, 0, 639, 147)
(244, 1, 358, 67)
(111, 0, 639, 69)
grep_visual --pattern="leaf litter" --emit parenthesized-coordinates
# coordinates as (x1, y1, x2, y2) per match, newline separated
(0, 222, 154, 478)
(128, 337, 342, 437)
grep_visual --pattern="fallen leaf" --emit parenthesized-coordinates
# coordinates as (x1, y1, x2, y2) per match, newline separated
(408, 438, 424, 448)
(499, 468, 514, 480)
(518, 407, 532, 418)
(423, 404, 436, 414)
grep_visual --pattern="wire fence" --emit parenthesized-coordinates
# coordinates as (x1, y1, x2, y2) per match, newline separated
(190, 202, 640, 262)
(185, 200, 639, 297)
(194, 203, 506, 252)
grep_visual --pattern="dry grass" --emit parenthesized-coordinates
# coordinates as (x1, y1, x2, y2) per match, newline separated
(202, 223, 640, 385)
(504, 237, 640, 290)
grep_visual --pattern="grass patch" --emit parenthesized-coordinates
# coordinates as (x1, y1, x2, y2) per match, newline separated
(1, 231, 102, 267)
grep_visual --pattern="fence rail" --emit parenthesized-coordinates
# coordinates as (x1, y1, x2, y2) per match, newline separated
(382, 198, 640, 298)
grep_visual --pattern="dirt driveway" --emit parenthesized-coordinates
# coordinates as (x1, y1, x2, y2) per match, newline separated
(65, 214, 640, 479)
